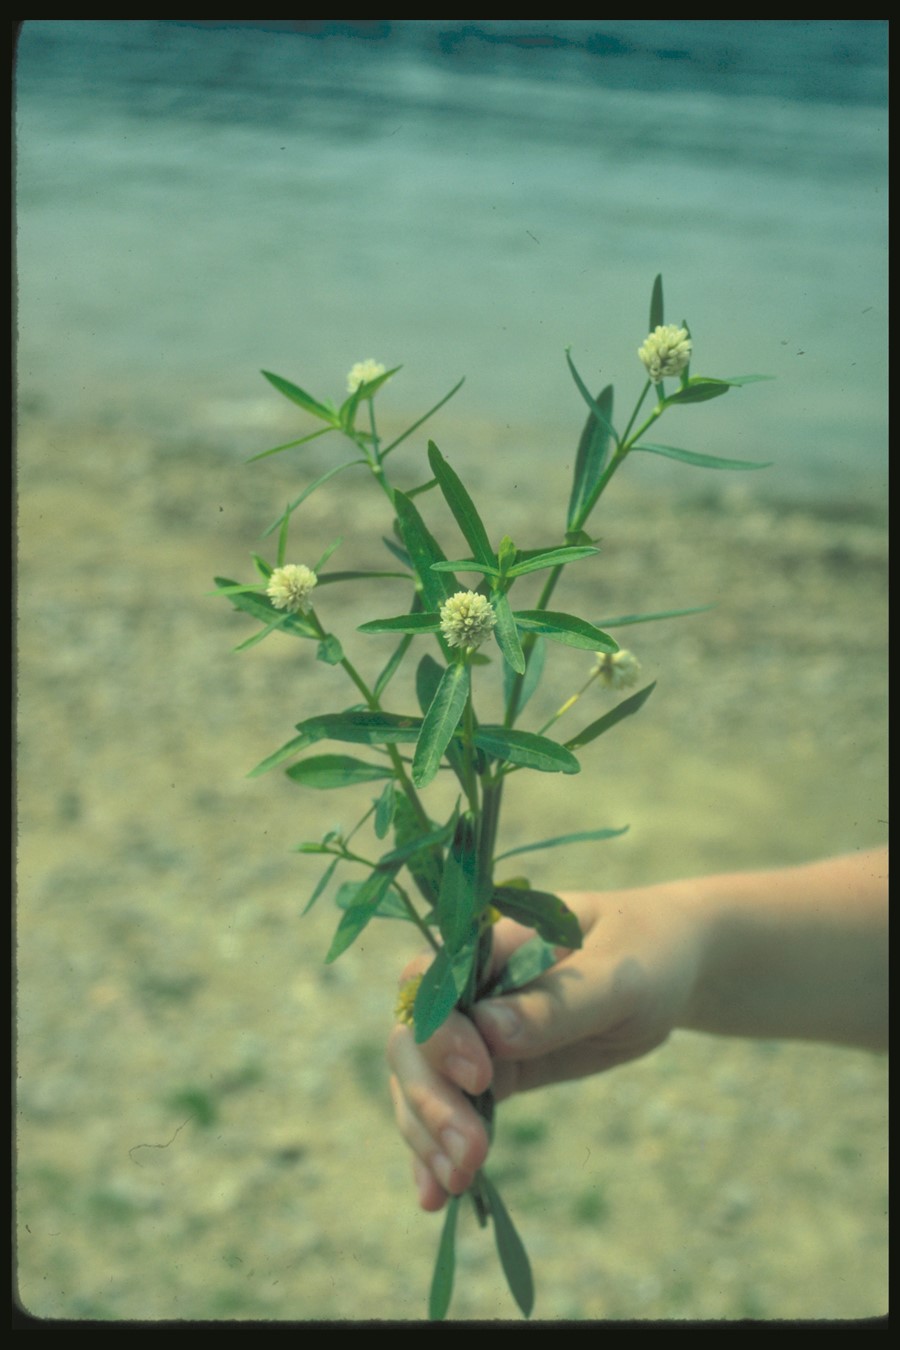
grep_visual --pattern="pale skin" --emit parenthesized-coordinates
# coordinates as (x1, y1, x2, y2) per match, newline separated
(387, 848, 888, 1212)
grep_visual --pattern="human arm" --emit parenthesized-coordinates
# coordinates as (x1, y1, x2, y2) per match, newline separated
(386, 848, 887, 1211)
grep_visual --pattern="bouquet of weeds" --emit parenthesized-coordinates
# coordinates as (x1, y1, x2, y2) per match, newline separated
(214, 277, 771, 1319)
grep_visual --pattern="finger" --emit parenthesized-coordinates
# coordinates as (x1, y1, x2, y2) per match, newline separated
(387, 1007, 493, 1097)
(387, 1026, 491, 1190)
(473, 947, 633, 1061)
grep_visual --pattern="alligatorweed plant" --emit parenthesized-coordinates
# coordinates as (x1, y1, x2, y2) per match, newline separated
(215, 277, 771, 1319)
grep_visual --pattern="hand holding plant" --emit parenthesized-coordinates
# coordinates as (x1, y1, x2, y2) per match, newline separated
(215, 276, 771, 1319)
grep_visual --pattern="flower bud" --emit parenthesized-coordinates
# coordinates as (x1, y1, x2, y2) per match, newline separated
(439, 591, 498, 651)
(346, 359, 387, 393)
(592, 648, 641, 690)
(266, 563, 318, 614)
(638, 325, 692, 383)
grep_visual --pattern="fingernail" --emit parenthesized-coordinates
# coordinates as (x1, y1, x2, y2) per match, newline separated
(443, 1053, 480, 1094)
(440, 1127, 468, 1167)
(478, 1000, 521, 1042)
(432, 1152, 455, 1190)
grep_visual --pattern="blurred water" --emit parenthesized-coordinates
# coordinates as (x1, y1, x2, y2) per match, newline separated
(15, 20, 888, 503)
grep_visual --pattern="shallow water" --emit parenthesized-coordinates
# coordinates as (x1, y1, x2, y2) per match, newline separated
(15, 20, 888, 504)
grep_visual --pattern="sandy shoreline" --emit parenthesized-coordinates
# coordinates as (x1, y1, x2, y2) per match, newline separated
(16, 415, 887, 1320)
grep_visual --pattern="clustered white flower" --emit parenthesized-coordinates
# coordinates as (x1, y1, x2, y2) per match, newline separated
(592, 649, 642, 690)
(346, 359, 387, 393)
(266, 563, 318, 614)
(637, 325, 692, 384)
(439, 591, 497, 651)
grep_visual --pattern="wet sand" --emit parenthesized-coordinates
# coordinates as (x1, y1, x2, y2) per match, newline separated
(16, 413, 887, 1321)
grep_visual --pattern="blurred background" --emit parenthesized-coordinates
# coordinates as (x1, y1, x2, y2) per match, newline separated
(16, 21, 887, 1323)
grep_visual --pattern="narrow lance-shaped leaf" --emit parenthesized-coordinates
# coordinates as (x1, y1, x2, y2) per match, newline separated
(261, 370, 340, 424)
(358, 612, 442, 636)
(479, 1172, 535, 1319)
(492, 886, 583, 949)
(301, 857, 340, 916)
(489, 936, 559, 995)
(491, 590, 526, 675)
(474, 726, 580, 775)
(325, 866, 400, 963)
(503, 633, 545, 717)
(649, 273, 664, 329)
(568, 383, 615, 531)
(412, 661, 470, 789)
(428, 1195, 461, 1321)
(495, 825, 628, 862)
(437, 813, 479, 952)
(393, 490, 458, 660)
(595, 604, 712, 627)
(513, 610, 618, 653)
(427, 441, 496, 567)
(633, 442, 772, 471)
(285, 755, 396, 789)
(565, 680, 656, 752)
(261, 458, 363, 535)
(506, 544, 600, 578)
(565, 350, 620, 448)
(413, 931, 479, 1043)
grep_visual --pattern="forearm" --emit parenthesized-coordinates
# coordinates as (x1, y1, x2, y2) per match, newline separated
(678, 849, 888, 1050)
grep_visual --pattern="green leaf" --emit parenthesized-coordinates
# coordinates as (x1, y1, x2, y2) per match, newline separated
(285, 755, 395, 789)
(302, 857, 339, 916)
(316, 633, 344, 665)
(492, 591, 526, 675)
(393, 490, 460, 634)
(358, 612, 441, 636)
(503, 635, 545, 716)
(506, 544, 600, 578)
(595, 604, 712, 627)
(338, 364, 401, 433)
(413, 661, 470, 789)
(248, 732, 316, 778)
(428, 1195, 460, 1321)
(649, 273, 664, 330)
(495, 825, 628, 862)
(393, 795, 442, 906)
(490, 936, 559, 995)
(325, 867, 399, 962)
(214, 577, 317, 639)
(567, 383, 615, 531)
(430, 558, 502, 578)
(247, 424, 337, 464)
(381, 375, 466, 460)
(633, 442, 772, 470)
(333, 878, 411, 922)
(373, 631, 416, 700)
(260, 458, 363, 534)
(479, 1172, 534, 1318)
(659, 377, 731, 406)
(565, 680, 656, 752)
(474, 727, 580, 775)
(492, 886, 583, 949)
(436, 814, 479, 953)
(512, 610, 618, 653)
(722, 374, 776, 386)
(417, 655, 468, 783)
(261, 370, 340, 424)
(414, 933, 478, 1043)
(427, 442, 496, 567)
(293, 710, 422, 747)
(565, 351, 620, 448)
(374, 781, 396, 840)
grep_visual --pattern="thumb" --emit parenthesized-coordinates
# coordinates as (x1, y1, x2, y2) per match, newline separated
(473, 950, 618, 1061)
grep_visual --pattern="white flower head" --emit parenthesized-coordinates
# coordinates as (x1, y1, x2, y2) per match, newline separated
(638, 325, 692, 384)
(266, 563, 318, 614)
(346, 359, 387, 394)
(592, 648, 641, 690)
(439, 591, 497, 651)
